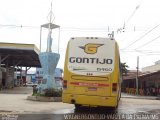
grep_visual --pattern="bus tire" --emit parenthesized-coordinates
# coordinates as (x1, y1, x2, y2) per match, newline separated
(119, 91, 121, 101)
(75, 104, 81, 110)
(115, 97, 119, 109)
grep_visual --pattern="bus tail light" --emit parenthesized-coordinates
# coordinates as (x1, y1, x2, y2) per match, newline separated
(63, 80, 67, 89)
(112, 83, 117, 92)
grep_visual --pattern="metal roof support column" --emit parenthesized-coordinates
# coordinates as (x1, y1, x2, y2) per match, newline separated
(20, 66, 22, 86)
(17, 66, 20, 86)
(0, 55, 1, 68)
(25, 67, 27, 86)
(25, 67, 31, 85)
(13, 61, 15, 88)
(1, 55, 10, 63)
(15, 61, 21, 67)
(5, 62, 8, 88)
(15, 66, 18, 86)
(0, 56, 1, 90)
(26, 67, 31, 71)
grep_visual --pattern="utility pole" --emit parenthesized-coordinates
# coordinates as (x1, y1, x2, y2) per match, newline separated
(136, 56, 139, 95)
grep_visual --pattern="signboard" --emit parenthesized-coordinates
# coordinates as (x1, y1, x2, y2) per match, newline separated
(68, 38, 115, 76)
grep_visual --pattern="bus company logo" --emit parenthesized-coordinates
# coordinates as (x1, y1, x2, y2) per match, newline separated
(79, 43, 104, 54)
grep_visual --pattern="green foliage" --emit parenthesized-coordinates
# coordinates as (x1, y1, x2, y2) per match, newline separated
(121, 62, 129, 76)
(32, 88, 62, 97)
(44, 88, 62, 97)
(32, 93, 44, 97)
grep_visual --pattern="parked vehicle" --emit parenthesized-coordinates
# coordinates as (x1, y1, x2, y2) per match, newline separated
(26, 82, 37, 87)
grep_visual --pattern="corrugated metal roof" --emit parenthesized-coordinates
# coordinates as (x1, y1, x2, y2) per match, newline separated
(0, 42, 41, 67)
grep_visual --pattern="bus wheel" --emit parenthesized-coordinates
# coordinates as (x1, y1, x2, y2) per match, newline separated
(112, 102, 118, 112)
(118, 92, 121, 101)
(75, 104, 81, 109)
(115, 97, 119, 109)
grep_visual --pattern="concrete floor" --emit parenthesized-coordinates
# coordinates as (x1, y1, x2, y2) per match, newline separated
(0, 87, 74, 114)
(0, 87, 160, 115)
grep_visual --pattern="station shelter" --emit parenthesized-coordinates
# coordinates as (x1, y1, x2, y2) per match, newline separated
(122, 70, 160, 96)
(0, 42, 41, 89)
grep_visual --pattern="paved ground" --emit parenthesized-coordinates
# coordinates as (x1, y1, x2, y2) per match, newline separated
(1, 86, 159, 99)
(121, 93, 160, 100)
(0, 94, 74, 114)
(0, 87, 74, 114)
(0, 87, 33, 94)
(0, 87, 160, 115)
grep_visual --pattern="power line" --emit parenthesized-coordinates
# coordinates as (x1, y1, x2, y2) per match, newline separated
(122, 24, 160, 50)
(135, 50, 160, 53)
(126, 0, 143, 25)
(120, 49, 160, 54)
(0, 24, 150, 33)
(121, 49, 160, 52)
(117, 1, 142, 33)
(126, 5, 140, 26)
(0, 24, 39, 29)
(135, 34, 160, 50)
(61, 27, 114, 31)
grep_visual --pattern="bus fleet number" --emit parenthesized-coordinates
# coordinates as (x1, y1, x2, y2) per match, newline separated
(97, 68, 112, 72)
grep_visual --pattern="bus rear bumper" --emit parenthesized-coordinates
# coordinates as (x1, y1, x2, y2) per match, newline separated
(62, 93, 118, 107)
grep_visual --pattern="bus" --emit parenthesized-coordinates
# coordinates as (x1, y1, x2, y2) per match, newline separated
(62, 37, 122, 109)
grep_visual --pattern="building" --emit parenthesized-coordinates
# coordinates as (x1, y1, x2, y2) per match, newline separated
(142, 60, 160, 73)
(0, 42, 41, 89)
(122, 70, 143, 92)
(122, 60, 160, 95)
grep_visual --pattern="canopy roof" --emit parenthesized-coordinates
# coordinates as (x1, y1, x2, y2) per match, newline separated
(0, 42, 41, 67)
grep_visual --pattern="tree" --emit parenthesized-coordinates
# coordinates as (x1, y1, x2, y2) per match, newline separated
(121, 62, 129, 76)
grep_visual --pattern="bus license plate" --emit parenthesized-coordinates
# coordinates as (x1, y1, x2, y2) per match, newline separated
(88, 87, 97, 91)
